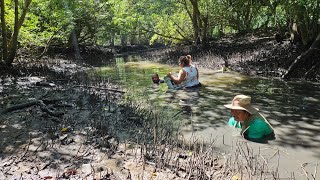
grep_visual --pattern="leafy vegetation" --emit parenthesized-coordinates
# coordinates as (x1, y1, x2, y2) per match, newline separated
(0, 0, 319, 73)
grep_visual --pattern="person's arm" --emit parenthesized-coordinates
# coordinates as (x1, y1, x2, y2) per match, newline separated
(167, 69, 186, 84)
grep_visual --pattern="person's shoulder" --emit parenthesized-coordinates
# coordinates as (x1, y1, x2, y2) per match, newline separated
(250, 118, 268, 127)
(180, 67, 186, 71)
(250, 117, 272, 133)
(246, 117, 275, 142)
(180, 68, 187, 74)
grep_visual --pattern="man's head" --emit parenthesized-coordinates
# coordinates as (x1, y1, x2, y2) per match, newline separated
(152, 73, 160, 83)
(224, 95, 258, 114)
(230, 109, 250, 122)
(224, 95, 259, 122)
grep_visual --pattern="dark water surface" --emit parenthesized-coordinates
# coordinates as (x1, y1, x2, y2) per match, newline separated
(92, 56, 320, 178)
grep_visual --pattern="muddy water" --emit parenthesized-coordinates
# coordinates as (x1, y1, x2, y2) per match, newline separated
(93, 56, 320, 179)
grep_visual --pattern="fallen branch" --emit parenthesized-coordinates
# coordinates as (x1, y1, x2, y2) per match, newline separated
(73, 85, 125, 94)
(2, 100, 64, 117)
(2, 100, 40, 114)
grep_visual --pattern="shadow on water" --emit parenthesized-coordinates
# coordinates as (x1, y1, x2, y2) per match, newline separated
(92, 55, 320, 159)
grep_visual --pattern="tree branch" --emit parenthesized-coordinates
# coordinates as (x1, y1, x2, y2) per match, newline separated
(141, 27, 186, 41)
(282, 32, 320, 79)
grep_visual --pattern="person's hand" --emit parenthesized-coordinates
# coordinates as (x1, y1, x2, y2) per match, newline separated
(166, 72, 172, 78)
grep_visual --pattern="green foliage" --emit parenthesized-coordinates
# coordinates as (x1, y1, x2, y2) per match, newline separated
(281, 0, 320, 44)
(1, 0, 319, 51)
(11, 0, 114, 47)
(2, 0, 15, 33)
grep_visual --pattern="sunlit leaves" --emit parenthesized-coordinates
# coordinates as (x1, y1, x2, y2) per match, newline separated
(1, 0, 319, 49)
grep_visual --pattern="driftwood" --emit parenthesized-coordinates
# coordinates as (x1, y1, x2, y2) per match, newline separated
(2, 100, 64, 117)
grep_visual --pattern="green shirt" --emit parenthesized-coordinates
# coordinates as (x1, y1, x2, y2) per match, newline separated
(228, 117, 242, 128)
(228, 116, 274, 142)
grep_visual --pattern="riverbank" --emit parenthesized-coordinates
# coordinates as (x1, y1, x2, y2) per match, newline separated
(1, 33, 319, 82)
(142, 34, 320, 82)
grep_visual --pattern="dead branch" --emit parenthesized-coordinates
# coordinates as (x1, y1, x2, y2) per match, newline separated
(140, 27, 187, 42)
(2, 100, 64, 117)
(73, 85, 125, 94)
(2, 100, 40, 114)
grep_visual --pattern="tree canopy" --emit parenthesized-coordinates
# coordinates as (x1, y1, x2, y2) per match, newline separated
(0, 0, 319, 65)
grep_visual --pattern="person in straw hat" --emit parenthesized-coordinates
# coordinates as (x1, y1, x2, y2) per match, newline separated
(224, 94, 275, 143)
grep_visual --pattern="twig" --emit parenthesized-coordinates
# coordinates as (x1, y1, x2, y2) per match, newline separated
(301, 163, 310, 180)
(75, 144, 83, 158)
(312, 162, 318, 180)
(19, 134, 32, 160)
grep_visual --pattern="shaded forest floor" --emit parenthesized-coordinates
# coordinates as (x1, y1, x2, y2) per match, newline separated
(0, 34, 319, 179)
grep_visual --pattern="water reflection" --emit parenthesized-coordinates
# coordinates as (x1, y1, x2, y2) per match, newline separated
(92, 56, 320, 156)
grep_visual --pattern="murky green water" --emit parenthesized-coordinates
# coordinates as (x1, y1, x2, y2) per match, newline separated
(91, 56, 320, 151)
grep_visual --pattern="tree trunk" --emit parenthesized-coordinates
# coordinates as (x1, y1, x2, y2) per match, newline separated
(1, 0, 8, 62)
(244, 0, 252, 30)
(296, 5, 310, 46)
(110, 31, 115, 48)
(6, 0, 20, 65)
(189, 0, 201, 44)
(70, 29, 82, 62)
(5, 0, 32, 65)
(282, 32, 320, 79)
(201, 16, 209, 47)
(121, 35, 127, 47)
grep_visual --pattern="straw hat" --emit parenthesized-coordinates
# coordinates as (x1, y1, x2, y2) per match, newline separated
(224, 95, 258, 114)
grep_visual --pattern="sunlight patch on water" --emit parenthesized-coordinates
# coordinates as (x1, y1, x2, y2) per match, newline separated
(199, 69, 247, 87)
